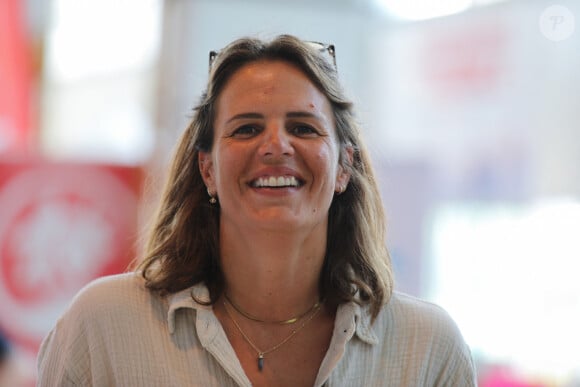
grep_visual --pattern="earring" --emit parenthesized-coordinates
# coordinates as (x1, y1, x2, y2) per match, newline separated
(336, 185, 345, 194)
(207, 188, 217, 204)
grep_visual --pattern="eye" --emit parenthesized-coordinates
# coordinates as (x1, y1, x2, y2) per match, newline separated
(231, 125, 260, 138)
(289, 124, 318, 137)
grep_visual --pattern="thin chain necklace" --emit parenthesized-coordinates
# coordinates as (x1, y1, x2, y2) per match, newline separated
(224, 293, 320, 325)
(223, 298, 321, 371)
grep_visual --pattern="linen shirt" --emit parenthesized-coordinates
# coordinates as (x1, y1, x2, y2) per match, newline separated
(37, 273, 477, 386)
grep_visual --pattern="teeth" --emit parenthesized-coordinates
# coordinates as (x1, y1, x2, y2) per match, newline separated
(254, 176, 299, 188)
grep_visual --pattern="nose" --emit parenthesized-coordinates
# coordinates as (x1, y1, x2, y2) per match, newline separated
(258, 121, 294, 158)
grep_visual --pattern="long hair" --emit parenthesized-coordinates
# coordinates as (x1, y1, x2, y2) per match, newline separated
(137, 35, 393, 319)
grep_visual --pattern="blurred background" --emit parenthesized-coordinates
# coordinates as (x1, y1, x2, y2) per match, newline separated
(0, 0, 579, 385)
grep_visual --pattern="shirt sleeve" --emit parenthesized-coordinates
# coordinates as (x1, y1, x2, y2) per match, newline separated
(37, 313, 88, 386)
(427, 303, 478, 387)
(434, 325, 477, 386)
(36, 276, 118, 387)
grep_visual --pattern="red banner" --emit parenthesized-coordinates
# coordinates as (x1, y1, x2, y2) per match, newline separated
(0, 0, 33, 153)
(0, 161, 143, 354)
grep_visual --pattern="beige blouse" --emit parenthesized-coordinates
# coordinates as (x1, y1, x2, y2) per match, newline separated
(37, 272, 477, 386)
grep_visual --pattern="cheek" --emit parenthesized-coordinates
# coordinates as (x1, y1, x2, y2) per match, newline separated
(312, 146, 340, 183)
(213, 146, 248, 186)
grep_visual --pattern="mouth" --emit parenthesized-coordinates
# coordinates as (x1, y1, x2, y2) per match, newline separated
(250, 176, 303, 188)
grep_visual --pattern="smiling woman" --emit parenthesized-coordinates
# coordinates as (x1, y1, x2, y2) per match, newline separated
(37, 35, 477, 386)
(199, 60, 346, 236)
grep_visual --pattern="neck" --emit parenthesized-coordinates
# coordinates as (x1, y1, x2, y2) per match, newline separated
(219, 222, 327, 320)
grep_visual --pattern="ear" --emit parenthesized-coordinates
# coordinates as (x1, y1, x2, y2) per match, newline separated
(198, 151, 216, 193)
(335, 145, 354, 193)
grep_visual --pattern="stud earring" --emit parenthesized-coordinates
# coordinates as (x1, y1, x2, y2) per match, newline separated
(208, 188, 217, 204)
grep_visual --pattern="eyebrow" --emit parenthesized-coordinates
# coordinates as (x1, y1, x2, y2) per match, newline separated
(286, 111, 321, 120)
(226, 111, 323, 124)
(226, 113, 262, 124)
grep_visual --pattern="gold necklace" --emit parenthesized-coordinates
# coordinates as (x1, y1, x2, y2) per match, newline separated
(224, 293, 320, 325)
(223, 298, 321, 371)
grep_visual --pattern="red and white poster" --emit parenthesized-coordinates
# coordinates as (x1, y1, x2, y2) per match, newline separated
(0, 161, 143, 356)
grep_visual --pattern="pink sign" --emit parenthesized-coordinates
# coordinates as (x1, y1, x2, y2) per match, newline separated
(0, 0, 34, 153)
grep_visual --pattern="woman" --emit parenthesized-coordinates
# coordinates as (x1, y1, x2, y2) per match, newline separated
(37, 35, 476, 386)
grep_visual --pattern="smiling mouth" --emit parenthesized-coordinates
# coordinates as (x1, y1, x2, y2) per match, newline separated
(251, 176, 302, 188)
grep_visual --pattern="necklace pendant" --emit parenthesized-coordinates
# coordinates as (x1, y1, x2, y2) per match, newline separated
(258, 353, 264, 371)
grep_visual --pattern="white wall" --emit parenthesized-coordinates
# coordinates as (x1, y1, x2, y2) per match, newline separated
(156, 0, 374, 148)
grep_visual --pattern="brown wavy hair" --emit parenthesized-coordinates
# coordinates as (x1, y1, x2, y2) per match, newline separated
(136, 35, 393, 319)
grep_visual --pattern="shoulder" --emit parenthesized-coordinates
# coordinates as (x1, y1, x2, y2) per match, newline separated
(56, 272, 168, 333)
(37, 272, 160, 384)
(67, 273, 151, 313)
(373, 292, 476, 384)
(70, 272, 148, 304)
(384, 292, 461, 334)
(377, 291, 470, 352)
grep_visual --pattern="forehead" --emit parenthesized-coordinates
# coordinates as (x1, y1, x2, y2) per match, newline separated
(216, 60, 331, 113)
(224, 60, 313, 92)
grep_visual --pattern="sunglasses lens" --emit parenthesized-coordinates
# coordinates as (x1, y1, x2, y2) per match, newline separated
(305, 41, 336, 68)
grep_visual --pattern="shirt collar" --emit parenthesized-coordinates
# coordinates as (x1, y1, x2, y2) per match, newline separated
(166, 283, 379, 345)
(167, 283, 210, 334)
(337, 300, 379, 345)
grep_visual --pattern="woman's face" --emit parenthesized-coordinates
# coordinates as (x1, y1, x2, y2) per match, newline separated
(199, 60, 350, 234)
